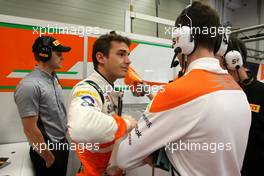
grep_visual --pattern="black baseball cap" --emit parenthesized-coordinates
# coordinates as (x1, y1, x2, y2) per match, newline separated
(32, 36, 71, 53)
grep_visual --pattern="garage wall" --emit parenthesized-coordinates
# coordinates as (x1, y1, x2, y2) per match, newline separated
(226, 0, 264, 64)
(209, 0, 264, 64)
(0, 0, 189, 37)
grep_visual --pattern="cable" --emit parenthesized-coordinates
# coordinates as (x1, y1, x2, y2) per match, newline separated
(170, 47, 182, 68)
(178, 54, 187, 78)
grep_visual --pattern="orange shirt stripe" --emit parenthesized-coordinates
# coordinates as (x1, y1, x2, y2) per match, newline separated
(150, 70, 241, 113)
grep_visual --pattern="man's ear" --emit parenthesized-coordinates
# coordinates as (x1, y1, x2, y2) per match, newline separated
(96, 52, 106, 65)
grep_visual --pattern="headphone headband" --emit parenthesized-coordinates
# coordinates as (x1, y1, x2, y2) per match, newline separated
(42, 37, 51, 47)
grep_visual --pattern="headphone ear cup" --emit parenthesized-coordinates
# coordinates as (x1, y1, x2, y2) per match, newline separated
(38, 46, 52, 62)
(173, 26, 195, 55)
(215, 33, 229, 56)
(225, 50, 243, 70)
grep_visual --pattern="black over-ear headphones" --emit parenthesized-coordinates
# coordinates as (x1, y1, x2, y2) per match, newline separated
(37, 37, 52, 62)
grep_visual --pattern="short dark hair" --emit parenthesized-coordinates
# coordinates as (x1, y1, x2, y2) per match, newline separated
(92, 31, 131, 70)
(226, 36, 248, 67)
(175, 1, 220, 52)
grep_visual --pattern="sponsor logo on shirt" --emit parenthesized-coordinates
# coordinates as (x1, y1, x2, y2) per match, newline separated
(80, 95, 96, 107)
(74, 90, 99, 100)
(135, 125, 142, 138)
(143, 114, 152, 128)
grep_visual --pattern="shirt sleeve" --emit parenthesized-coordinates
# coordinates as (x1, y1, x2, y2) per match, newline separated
(14, 81, 40, 118)
(67, 83, 128, 144)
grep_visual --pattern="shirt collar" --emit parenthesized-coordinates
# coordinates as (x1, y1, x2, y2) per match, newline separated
(35, 66, 55, 79)
(90, 70, 115, 88)
(185, 57, 228, 75)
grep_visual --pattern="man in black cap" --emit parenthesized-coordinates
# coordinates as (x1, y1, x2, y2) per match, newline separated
(14, 36, 71, 176)
(218, 36, 264, 176)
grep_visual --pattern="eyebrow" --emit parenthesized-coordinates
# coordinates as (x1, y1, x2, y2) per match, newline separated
(117, 49, 130, 55)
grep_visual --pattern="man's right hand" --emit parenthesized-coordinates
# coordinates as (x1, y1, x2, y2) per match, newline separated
(42, 150, 55, 168)
(21, 116, 56, 168)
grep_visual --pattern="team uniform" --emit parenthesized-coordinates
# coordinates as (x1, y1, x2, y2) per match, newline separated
(117, 58, 251, 176)
(67, 70, 131, 176)
(241, 76, 264, 176)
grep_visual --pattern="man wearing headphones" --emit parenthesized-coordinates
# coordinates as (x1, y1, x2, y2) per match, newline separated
(14, 36, 71, 176)
(116, 2, 251, 176)
(218, 36, 264, 176)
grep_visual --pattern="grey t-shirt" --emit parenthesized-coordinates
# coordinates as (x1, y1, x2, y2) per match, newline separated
(14, 67, 67, 142)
